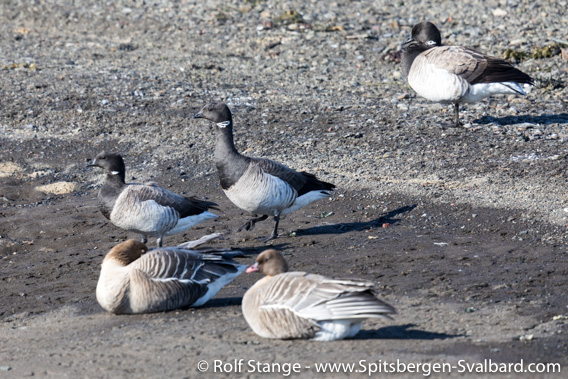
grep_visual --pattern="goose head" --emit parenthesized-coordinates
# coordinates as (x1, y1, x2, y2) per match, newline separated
(246, 249, 289, 276)
(103, 239, 149, 266)
(193, 102, 234, 130)
(87, 151, 126, 177)
(408, 21, 442, 47)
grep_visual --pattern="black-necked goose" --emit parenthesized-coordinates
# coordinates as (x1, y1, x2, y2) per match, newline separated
(242, 249, 395, 340)
(87, 151, 219, 247)
(401, 21, 534, 126)
(96, 239, 246, 314)
(193, 103, 335, 242)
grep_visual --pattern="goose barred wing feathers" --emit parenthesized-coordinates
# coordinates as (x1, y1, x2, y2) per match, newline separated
(258, 272, 395, 321)
(126, 248, 245, 312)
(133, 183, 218, 217)
(421, 46, 533, 86)
(128, 265, 208, 312)
(131, 248, 244, 282)
(421, 46, 487, 82)
(251, 158, 335, 196)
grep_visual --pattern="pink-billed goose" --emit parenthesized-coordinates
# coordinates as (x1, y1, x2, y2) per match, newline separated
(96, 237, 246, 314)
(87, 151, 218, 247)
(242, 249, 395, 340)
(401, 21, 534, 126)
(193, 103, 335, 242)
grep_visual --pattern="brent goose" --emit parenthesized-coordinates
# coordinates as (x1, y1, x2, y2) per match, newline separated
(193, 103, 335, 241)
(401, 21, 534, 126)
(87, 151, 218, 247)
(96, 239, 246, 314)
(242, 249, 396, 340)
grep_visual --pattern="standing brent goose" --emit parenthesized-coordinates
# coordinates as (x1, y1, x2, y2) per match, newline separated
(242, 249, 396, 340)
(96, 239, 246, 314)
(401, 21, 534, 126)
(87, 151, 219, 247)
(193, 103, 335, 242)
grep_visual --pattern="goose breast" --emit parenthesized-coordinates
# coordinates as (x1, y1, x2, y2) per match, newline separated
(408, 48, 472, 103)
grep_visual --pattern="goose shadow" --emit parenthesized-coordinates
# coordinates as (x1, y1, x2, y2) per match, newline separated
(474, 113, 568, 126)
(198, 296, 243, 309)
(355, 324, 461, 340)
(295, 204, 417, 236)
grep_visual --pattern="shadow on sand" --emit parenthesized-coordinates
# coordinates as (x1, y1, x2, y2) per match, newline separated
(474, 113, 568, 126)
(200, 296, 244, 309)
(296, 204, 417, 236)
(356, 324, 462, 340)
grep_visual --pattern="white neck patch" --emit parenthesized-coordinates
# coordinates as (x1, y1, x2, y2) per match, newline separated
(111, 171, 120, 175)
(217, 121, 231, 128)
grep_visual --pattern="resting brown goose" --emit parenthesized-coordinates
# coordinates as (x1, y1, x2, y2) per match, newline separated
(401, 21, 534, 126)
(96, 238, 246, 314)
(242, 249, 395, 340)
(193, 103, 335, 241)
(87, 151, 219, 247)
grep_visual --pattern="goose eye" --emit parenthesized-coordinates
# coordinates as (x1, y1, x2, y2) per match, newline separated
(426, 40, 437, 46)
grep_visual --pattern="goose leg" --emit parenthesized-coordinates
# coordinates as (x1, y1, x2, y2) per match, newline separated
(453, 103, 462, 127)
(156, 235, 163, 248)
(238, 214, 269, 232)
(260, 214, 280, 243)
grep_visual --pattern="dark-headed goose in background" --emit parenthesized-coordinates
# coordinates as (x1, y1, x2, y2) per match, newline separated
(193, 103, 335, 242)
(242, 249, 395, 340)
(96, 238, 246, 314)
(401, 21, 534, 126)
(87, 151, 218, 247)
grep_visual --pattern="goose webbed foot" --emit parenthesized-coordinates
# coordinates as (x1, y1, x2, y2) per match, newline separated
(237, 215, 269, 232)
(259, 233, 278, 243)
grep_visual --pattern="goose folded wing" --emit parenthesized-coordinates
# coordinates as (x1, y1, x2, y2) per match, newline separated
(423, 46, 532, 86)
(421, 46, 488, 83)
(468, 53, 534, 85)
(133, 248, 243, 282)
(299, 291, 396, 321)
(260, 273, 394, 321)
(252, 158, 334, 196)
(189, 252, 246, 282)
(129, 249, 244, 312)
(251, 158, 307, 191)
(129, 267, 208, 311)
(111, 187, 178, 230)
(135, 183, 218, 217)
(132, 249, 204, 280)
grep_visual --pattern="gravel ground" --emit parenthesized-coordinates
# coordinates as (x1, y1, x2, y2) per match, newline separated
(1, 1, 567, 378)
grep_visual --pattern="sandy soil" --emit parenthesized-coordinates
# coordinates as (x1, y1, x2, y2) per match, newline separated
(1, 1, 567, 378)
